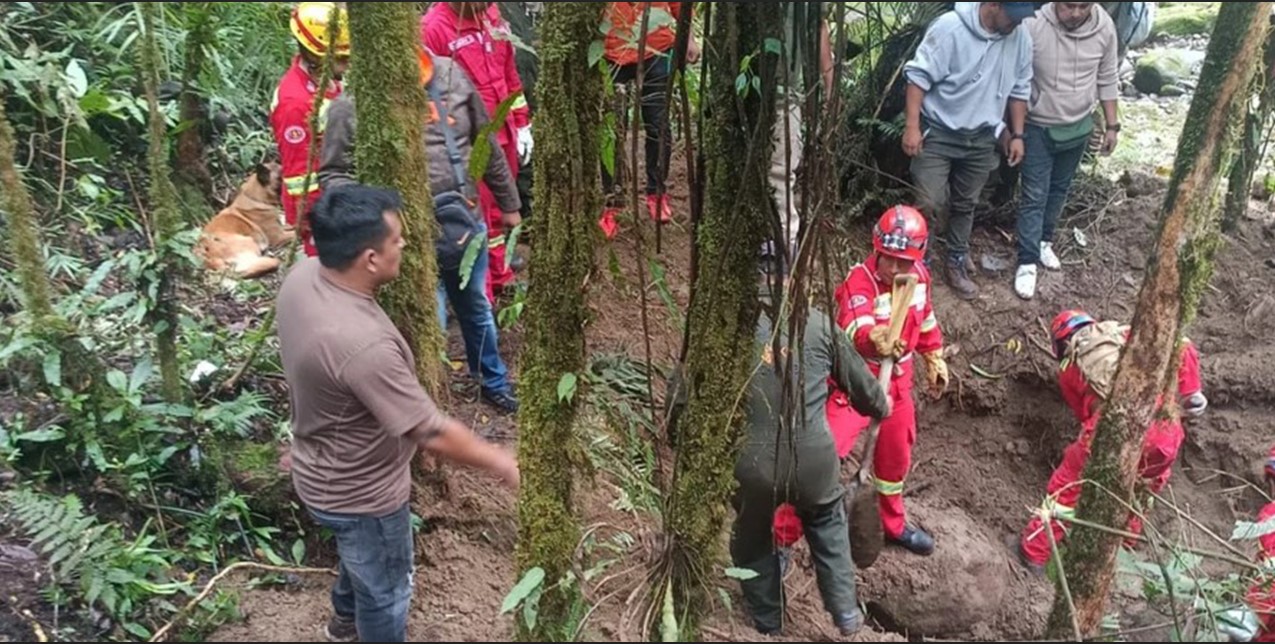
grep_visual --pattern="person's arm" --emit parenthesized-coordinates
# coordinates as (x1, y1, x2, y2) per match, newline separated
(345, 339, 519, 489)
(1006, 98, 1027, 166)
(317, 97, 358, 191)
(1099, 24, 1121, 155)
(1006, 31, 1033, 166)
(903, 83, 926, 157)
(901, 18, 952, 157)
(407, 417, 519, 489)
(829, 329, 890, 421)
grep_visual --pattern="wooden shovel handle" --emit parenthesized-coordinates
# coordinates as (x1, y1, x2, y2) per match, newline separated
(855, 274, 919, 484)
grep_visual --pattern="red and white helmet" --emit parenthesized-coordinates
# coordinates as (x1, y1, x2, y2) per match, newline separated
(1051, 309, 1096, 359)
(873, 205, 928, 263)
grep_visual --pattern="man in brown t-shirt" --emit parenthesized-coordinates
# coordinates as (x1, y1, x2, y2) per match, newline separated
(276, 182, 518, 643)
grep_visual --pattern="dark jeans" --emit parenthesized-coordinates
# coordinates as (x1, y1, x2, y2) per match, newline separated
(436, 231, 511, 394)
(603, 54, 672, 197)
(910, 122, 1001, 260)
(1016, 123, 1086, 266)
(309, 503, 414, 643)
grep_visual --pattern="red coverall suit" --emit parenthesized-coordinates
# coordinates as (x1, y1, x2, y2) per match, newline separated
(422, 3, 529, 302)
(1247, 446, 1275, 642)
(270, 56, 343, 257)
(773, 256, 942, 544)
(1019, 336, 1203, 567)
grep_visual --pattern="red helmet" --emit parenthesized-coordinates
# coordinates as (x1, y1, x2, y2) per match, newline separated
(1051, 309, 1095, 359)
(873, 205, 928, 263)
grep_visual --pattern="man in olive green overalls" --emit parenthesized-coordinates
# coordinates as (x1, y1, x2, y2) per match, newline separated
(730, 259, 891, 636)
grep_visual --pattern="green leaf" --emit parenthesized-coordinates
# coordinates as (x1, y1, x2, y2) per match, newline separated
(1232, 515, 1275, 541)
(557, 373, 579, 403)
(123, 622, 153, 640)
(15, 428, 65, 443)
(588, 40, 606, 68)
(717, 588, 733, 613)
(458, 231, 488, 291)
(292, 538, 306, 565)
(500, 567, 546, 614)
(724, 567, 759, 581)
(764, 37, 782, 55)
(106, 369, 128, 392)
(735, 73, 748, 95)
(65, 59, 88, 98)
(522, 585, 541, 632)
(42, 350, 62, 388)
(130, 357, 153, 394)
(660, 578, 679, 642)
(504, 224, 524, 272)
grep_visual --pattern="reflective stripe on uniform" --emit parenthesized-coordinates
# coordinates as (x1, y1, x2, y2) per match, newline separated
(875, 477, 905, 496)
(845, 315, 876, 337)
(284, 174, 321, 196)
(489, 234, 506, 250)
(317, 98, 333, 135)
(511, 94, 528, 111)
(920, 312, 938, 333)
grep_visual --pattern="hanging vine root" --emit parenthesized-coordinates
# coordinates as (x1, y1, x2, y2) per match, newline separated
(148, 562, 335, 643)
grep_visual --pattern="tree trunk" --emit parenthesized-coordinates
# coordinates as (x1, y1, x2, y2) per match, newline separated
(657, 3, 780, 639)
(512, 6, 605, 640)
(138, 1, 186, 403)
(346, 3, 446, 394)
(1045, 4, 1272, 638)
(1223, 15, 1275, 232)
(0, 99, 54, 320)
(175, 2, 216, 202)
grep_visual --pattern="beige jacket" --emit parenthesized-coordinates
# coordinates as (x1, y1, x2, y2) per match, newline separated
(1026, 4, 1120, 127)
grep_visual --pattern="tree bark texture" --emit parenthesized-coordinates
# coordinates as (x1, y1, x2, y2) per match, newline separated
(176, 2, 216, 202)
(1045, 4, 1272, 638)
(346, 3, 446, 395)
(1223, 15, 1275, 232)
(512, 6, 606, 640)
(138, 1, 186, 404)
(660, 3, 781, 639)
(0, 99, 55, 319)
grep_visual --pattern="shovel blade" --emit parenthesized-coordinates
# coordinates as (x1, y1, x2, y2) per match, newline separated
(848, 480, 884, 569)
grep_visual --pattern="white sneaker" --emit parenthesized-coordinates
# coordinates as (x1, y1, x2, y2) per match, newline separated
(1040, 243, 1062, 271)
(1015, 265, 1038, 300)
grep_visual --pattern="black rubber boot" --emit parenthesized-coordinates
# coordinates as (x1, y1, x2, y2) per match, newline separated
(890, 525, 936, 556)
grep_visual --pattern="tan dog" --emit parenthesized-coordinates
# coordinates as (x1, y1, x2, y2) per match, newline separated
(195, 163, 295, 279)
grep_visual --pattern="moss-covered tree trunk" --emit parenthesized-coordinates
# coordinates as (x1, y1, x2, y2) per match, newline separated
(138, 1, 185, 403)
(1223, 15, 1275, 232)
(656, 3, 780, 639)
(512, 5, 605, 641)
(1045, 3, 1272, 638)
(0, 99, 54, 319)
(346, 3, 445, 394)
(175, 2, 216, 203)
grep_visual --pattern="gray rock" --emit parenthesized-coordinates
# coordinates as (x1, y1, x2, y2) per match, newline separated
(1133, 48, 1204, 95)
(1161, 85, 1188, 97)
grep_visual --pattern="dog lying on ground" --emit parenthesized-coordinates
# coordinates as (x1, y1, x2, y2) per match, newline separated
(195, 163, 294, 279)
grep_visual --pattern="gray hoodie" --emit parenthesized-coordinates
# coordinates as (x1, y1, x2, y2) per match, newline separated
(904, 3, 1034, 136)
(1026, 3, 1120, 127)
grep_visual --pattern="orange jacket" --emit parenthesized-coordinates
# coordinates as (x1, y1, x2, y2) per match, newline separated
(604, 2, 682, 67)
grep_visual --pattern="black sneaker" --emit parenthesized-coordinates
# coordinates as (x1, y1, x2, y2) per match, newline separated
(835, 609, 865, 636)
(325, 615, 357, 643)
(889, 525, 936, 556)
(482, 388, 520, 415)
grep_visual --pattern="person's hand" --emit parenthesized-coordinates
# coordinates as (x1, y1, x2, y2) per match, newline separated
(1007, 137, 1026, 167)
(902, 125, 924, 157)
(502, 211, 522, 229)
(1102, 129, 1120, 156)
(516, 125, 534, 166)
(922, 350, 950, 399)
(277, 448, 293, 473)
(498, 457, 520, 491)
(686, 37, 701, 64)
(869, 326, 906, 360)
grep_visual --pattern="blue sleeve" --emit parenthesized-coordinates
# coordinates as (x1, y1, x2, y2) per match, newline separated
(1011, 30, 1034, 101)
(904, 17, 954, 91)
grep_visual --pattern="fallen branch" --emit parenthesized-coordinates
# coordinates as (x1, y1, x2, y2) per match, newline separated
(148, 562, 335, 642)
(1047, 512, 1084, 642)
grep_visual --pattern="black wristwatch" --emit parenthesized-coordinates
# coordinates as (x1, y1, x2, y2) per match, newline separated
(1107, 123, 1122, 132)
(1011, 132, 1024, 140)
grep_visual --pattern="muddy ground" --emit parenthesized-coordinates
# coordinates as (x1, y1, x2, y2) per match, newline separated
(197, 155, 1275, 644)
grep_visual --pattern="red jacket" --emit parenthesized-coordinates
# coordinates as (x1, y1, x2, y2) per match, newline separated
(1249, 499, 1275, 641)
(421, 3, 528, 150)
(604, 2, 682, 66)
(1058, 333, 1202, 430)
(835, 255, 943, 377)
(270, 56, 343, 254)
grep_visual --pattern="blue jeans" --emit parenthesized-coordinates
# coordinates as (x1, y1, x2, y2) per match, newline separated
(436, 238, 511, 393)
(309, 503, 414, 643)
(1017, 123, 1087, 266)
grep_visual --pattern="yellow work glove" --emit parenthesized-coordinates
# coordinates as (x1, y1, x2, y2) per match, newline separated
(922, 350, 949, 397)
(869, 326, 907, 360)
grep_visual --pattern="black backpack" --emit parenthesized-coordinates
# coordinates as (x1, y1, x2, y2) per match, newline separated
(426, 79, 485, 273)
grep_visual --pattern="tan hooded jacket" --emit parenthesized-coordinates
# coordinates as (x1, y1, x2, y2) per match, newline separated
(1026, 3, 1120, 127)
